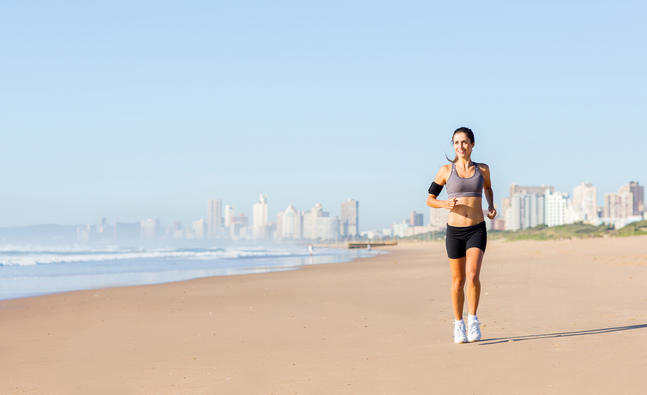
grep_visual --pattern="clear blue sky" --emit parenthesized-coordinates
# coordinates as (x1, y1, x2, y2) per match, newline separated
(1, 1, 645, 230)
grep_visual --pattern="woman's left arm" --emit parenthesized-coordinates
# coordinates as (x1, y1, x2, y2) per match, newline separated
(481, 164, 497, 219)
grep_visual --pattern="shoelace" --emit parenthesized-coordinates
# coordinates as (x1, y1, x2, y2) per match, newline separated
(468, 321, 480, 335)
(455, 322, 466, 337)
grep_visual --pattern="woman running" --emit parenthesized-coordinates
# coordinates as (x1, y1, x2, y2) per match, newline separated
(426, 127, 496, 343)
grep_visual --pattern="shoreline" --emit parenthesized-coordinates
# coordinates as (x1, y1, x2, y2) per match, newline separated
(0, 246, 379, 302)
(1, 236, 646, 394)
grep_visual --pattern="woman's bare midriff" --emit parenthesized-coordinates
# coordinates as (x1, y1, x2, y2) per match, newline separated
(448, 196, 485, 227)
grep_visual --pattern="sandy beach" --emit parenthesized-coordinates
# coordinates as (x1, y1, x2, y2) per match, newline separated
(1, 236, 647, 394)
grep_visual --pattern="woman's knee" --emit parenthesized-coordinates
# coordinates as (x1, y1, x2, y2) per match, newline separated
(466, 272, 480, 285)
(452, 276, 466, 289)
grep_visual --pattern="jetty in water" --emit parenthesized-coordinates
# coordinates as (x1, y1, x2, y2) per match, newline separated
(346, 241, 398, 249)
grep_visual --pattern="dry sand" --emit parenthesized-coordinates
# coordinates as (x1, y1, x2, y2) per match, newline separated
(1, 236, 647, 394)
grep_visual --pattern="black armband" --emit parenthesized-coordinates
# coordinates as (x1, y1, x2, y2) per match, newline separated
(428, 182, 443, 196)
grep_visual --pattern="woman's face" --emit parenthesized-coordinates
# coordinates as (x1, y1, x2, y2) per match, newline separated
(453, 132, 474, 159)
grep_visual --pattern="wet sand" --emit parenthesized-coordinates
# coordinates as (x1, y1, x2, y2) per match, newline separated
(1, 236, 646, 394)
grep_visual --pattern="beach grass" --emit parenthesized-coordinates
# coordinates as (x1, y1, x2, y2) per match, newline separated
(488, 222, 611, 241)
(612, 219, 647, 237)
(402, 220, 647, 242)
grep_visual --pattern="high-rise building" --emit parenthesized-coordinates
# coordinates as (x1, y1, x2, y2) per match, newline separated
(229, 213, 249, 239)
(409, 211, 424, 227)
(140, 218, 159, 240)
(252, 194, 269, 239)
(604, 191, 632, 219)
(619, 181, 644, 216)
(224, 205, 234, 228)
(340, 199, 359, 239)
(278, 204, 301, 240)
(505, 194, 522, 231)
(171, 221, 184, 240)
(504, 191, 547, 231)
(314, 217, 340, 241)
(572, 182, 598, 222)
(303, 203, 325, 240)
(503, 184, 553, 231)
(545, 191, 568, 227)
(603, 182, 643, 220)
(275, 211, 283, 240)
(522, 193, 545, 228)
(303, 203, 339, 240)
(207, 199, 223, 239)
(192, 219, 206, 240)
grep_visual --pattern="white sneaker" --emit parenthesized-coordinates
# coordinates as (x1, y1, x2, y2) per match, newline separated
(467, 318, 482, 342)
(454, 320, 467, 344)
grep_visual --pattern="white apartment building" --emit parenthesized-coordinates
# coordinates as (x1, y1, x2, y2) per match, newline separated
(340, 198, 359, 238)
(279, 204, 301, 240)
(392, 221, 413, 238)
(361, 229, 384, 240)
(302, 203, 324, 240)
(224, 205, 234, 227)
(505, 192, 546, 231)
(572, 182, 597, 223)
(544, 190, 569, 227)
(302, 203, 339, 240)
(252, 194, 269, 239)
(504, 195, 520, 231)
(207, 199, 223, 239)
(503, 184, 553, 231)
(140, 218, 159, 240)
(314, 217, 340, 240)
(191, 219, 206, 240)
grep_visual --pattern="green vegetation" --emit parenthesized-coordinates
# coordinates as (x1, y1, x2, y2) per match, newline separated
(491, 220, 647, 241)
(489, 223, 611, 241)
(399, 220, 647, 242)
(612, 220, 647, 237)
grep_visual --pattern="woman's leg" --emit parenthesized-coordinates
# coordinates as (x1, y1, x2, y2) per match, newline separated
(465, 247, 484, 315)
(449, 257, 466, 321)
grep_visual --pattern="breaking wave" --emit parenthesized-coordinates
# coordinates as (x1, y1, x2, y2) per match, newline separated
(0, 246, 304, 266)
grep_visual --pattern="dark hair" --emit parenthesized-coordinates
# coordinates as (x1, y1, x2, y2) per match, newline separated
(446, 127, 475, 163)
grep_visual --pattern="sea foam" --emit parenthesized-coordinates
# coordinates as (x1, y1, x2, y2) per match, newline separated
(0, 246, 301, 266)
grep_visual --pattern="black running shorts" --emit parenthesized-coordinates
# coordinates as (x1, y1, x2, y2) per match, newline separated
(445, 222, 487, 259)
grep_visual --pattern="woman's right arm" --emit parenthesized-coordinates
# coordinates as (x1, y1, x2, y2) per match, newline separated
(426, 165, 457, 209)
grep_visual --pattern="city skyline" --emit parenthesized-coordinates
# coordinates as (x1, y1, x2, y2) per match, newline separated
(9, 178, 641, 246)
(73, 197, 364, 243)
(2, 177, 644, 233)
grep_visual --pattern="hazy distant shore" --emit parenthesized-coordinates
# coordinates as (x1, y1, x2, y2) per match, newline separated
(1, 236, 646, 394)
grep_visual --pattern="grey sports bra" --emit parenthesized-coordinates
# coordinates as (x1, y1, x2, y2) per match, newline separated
(446, 162, 484, 198)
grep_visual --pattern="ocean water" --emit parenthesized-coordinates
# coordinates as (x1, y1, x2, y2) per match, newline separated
(0, 245, 379, 300)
